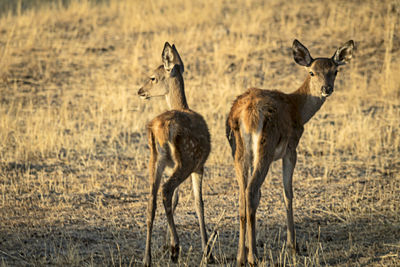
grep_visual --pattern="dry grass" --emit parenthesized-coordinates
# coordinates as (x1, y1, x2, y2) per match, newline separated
(0, 0, 399, 266)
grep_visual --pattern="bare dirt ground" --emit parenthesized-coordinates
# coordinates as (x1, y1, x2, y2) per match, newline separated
(0, 0, 399, 266)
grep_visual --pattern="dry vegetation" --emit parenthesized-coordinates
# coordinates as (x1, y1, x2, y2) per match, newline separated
(0, 0, 399, 266)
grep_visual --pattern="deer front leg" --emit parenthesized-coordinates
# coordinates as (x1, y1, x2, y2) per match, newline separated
(144, 160, 165, 267)
(282, 150, 297, 253)
(191, 170, 207, 250)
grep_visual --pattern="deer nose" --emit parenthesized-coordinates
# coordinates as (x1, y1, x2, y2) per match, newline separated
(138, 88, 145, 96)
(138, 88, 150, 100)
(322, 85, 333, 96)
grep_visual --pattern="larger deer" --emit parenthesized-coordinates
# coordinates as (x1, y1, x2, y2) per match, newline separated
(226, 39, 354, 266)
(138, 42, 212, 266)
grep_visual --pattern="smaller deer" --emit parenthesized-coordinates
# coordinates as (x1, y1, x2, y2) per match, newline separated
(226, 39, 354, 266)
(138, 42, 212, 266)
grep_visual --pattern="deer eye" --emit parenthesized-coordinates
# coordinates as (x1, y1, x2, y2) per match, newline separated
(150, 77, 157, 82)
(309, 71, 314, 76)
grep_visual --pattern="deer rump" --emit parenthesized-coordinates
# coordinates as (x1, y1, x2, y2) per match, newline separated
(226, 88, 296, 162)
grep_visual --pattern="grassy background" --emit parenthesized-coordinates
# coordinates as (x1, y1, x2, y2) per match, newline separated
(0, 0, 399, 266)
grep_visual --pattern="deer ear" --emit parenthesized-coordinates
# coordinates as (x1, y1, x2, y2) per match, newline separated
(292, 39, 313, 66)
(333, 40, 354, 65)
(162, 42, 175, 71)
(169, 64, 181, 77)
(171, 44, 184, 73)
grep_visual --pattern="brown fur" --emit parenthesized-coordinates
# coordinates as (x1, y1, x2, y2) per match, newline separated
(226, 39, 354, 266)
(139, 42, 213, 266)
(147, 109, 210, 168)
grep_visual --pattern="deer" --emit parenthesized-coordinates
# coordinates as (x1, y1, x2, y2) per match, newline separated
(137, 42, 213, 266)
(226, 39, 354, 266)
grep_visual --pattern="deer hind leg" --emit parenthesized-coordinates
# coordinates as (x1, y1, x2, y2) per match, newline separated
(144, 142, 166, 267)
(162, 167, 192, 262)
(246, 161, 272, 265)
(191, 167, 214, 262)
(161, 142, 193, 262)
(172, 188, 179, 213)
(163, 187, 179, 252)
(234, 129, 250, 266)
(246, 130, 275, 266)
(282, 149, 298, 253)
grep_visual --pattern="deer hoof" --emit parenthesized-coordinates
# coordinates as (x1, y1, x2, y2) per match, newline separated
(143, 255, 151, 267)
(205, 253, 216, 264)
(170, 245, 180, 263)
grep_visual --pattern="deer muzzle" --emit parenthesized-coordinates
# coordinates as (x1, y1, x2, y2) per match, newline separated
(137, 88, 150, 100)
(321, 85, 333, 97)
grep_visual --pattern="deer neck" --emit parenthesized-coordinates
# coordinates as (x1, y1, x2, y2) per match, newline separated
(290, 76, 326, 125)
(165, 74, 189, 110)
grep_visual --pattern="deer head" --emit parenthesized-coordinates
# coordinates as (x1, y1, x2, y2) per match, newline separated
(138, 42, 184, 100)
(293, 39, 354, 97)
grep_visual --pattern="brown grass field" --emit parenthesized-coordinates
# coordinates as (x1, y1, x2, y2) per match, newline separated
(0, 0, 399, 266)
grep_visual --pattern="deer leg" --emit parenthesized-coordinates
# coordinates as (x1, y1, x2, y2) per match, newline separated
(282, 150, 297, 253)
(237, 173, 248, 267)
(191, 167, 214, 262)
(164, 188, 179, 251)
(234, 137, 249, 266)
(246, 154, 272, 266)
(144, 158, 166, 267)
(162, 167, 192, 263)
(191, 169, 206, 249)
(172, 188, 179, 213)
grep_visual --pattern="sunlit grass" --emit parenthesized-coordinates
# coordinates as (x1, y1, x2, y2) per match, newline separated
(0, 0, 399, 266)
